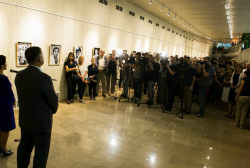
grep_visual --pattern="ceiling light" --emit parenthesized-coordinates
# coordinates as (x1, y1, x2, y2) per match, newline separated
(225, 4, 229, 9)
(226, 10, 230, 15)
(173, 14, 176, 20)
(149, 0, 153, 4)
(161, 5, 164, 11)
(179, 18, 182, 23)
(231, 35, 233, 38)
(228, 20, 231, 23)
(183, 22, 186, 26)
(227, 16, 231, 20)
(187, 25, 190, 29)
(167, 9, 170, 16)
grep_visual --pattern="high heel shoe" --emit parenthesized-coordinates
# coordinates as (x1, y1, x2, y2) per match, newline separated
(0, 148, 13, 156)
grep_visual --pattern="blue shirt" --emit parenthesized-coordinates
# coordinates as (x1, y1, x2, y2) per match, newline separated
(184, 67, 196, 86)
(198, 65, 215, 87)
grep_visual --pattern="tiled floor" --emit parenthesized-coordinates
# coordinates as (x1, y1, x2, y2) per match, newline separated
(1, 92, 250, 168)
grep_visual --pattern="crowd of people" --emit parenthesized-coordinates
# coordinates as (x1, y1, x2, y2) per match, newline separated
(0, 46, 250, 168)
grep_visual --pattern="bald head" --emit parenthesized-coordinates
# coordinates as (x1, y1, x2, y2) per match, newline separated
(112, 50, 116, 56)
(100, 49, 105, 57)
(156, 53, 160, 61)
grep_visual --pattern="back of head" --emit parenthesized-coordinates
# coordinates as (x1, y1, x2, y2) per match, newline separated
(0, 55, 6, 68)
(25, 47, 42, 64)
(245, 70, 250, 77)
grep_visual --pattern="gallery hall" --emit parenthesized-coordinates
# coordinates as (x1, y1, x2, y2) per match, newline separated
(1, 0, 250, 167)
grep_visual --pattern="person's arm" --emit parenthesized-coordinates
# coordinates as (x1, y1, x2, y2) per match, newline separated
(201, 66, 210, 77)
(42, 76, 59, 114)
(148, 60, 154, 68)
(103, 57, 109, 70)
(214, 75, 221, 85)
(130, 64, 140, 70)
(190, 76, 196, 91)
(1, 77, 15, 103)
(230, 72, 234, 86)
(235, 80, 245, 101)
(166, 64, 176, 75)
(65, 65, 78, 72)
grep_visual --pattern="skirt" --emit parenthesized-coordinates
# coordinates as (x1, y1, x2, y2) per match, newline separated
(221, 87, 230, 102)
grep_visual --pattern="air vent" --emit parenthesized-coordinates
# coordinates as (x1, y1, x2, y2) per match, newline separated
(180, 34, 182, 36)
(99, 0, 108, 5)
(167, 28, 170, 31)
(129, 11, 135, 16)
(140, 15, 144, 20)
(162, 26, 165, 29)
(176, 32, 179, 35)
(149, 19, 152, 24)
(116, 5, 123, 12)
(172, 30, 175, 33)
(156, 23, 159, 27)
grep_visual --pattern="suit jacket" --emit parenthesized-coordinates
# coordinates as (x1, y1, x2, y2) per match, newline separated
(15, 66, 58, 133)
(95, 55, 109, 75)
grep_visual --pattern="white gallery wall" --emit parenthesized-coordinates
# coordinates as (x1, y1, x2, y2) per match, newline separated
(0, 0, 213, 100)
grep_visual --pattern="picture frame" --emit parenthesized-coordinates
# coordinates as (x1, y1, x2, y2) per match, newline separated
(92, 47, 100, 59)
(49, 44, 61, 66)
(74, 46, 83, 62)
(16, 42, 32, 67)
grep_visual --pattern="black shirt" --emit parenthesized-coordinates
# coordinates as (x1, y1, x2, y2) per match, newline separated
(240, 77, 250, 96)
(184, 67, 196, 86)
(108, 60, 117, 75)
(148, 63, 160, 82)
(88, 65, 98, 81)
(166, 64, 179, 84)
(64, 61, 78, 77)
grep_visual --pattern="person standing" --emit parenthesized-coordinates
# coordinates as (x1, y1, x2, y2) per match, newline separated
(196, 57, 215, 118)
(88, 59, 98, 100)
(77, 56, 88, 103)
(183, 58, 196, 114)
(232, 70, 250, 129)
(0, 55, 16, 156)
(15, 47, 58, 168)
(95, 49, 108, 97)
(107, 50, 117, 95)
(65, 52, 78, 104)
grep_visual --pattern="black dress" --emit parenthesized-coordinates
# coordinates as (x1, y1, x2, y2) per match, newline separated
(228, 73, 240, 102)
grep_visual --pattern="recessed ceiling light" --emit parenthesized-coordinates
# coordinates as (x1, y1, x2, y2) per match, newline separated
(227, 16, 231, 20)
(173, 14, 176, 20)
(225, 4, 229, 9)
(149, 0, 153, 5)
(179, 18, 181, 23)
(167, 9, 170, 16)
(204, 14, 206, 15)
(161, 5, 164, 12)
(226, 10, 230, 15)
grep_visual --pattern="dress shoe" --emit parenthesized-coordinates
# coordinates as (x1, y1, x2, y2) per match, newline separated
(196, 114, 203, 118)
(102, 94, 106, 97)
(90, 97, 93, 101)
(0, 148, 13, 156)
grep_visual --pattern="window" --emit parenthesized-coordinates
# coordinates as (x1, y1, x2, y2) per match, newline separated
(129, 11, 135, 16)
(167, 28, 170, 31)
(116, 5, 123, 12)
(140, 15, 144, 20)
(149, 20, 152, 24)
(156, 23, 159, 27)
(162, 26, 165, 29)
(172, 30, 175, 33)
(99, 0, 108, 6)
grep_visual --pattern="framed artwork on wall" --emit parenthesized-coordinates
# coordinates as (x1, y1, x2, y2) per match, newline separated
(92, 48, 100, 58)
(49, 44, 61, 66)
(16, 42, 32, 67)
(74, 46, 83, 62)
(123, 50, 127, 54)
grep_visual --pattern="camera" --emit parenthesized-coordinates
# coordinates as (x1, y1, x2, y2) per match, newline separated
(127, 57, 135, 64)
(160, 58, 169, 67)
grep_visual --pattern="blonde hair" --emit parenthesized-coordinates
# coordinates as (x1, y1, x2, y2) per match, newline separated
(79, 56, 84, 59)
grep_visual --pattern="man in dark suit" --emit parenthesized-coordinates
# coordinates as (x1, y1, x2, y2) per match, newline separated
(15, 47, 58, 168)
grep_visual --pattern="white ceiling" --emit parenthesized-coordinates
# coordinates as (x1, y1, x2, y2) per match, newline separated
(125, 0, 250, 43)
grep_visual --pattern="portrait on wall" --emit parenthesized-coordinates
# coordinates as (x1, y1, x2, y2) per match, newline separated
(92, 48, 100, 58)
(74, 46, 83, 61)
(49, 44, 61, 66)
(123, 50, 127, 54)
(16, 42, 32, 67)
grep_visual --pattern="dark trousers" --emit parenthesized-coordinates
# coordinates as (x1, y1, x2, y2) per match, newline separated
(133, 77, 142, 99)
(78, 80, 87, 99)
(144, 72, 148, 93)
(66, 76, 76, 100)
(119, 70, 123, 88)
(198, 85, 208, 116)
(167, 83, 176, 109)
(17, 129, 51, 168)
(89, 81, 97, 98)
(148, 80, 156, 103)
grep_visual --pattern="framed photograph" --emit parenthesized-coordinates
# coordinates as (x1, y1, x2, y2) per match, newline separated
(49, 44, 61, 66)
(16, 42, 32, 67)
(123, 50, 127, 54)
(74, 46, 83, 62)
(92, 47, 100, 59)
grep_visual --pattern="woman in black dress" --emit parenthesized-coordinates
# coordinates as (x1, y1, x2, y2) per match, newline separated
(226, 64, 244, 117)
(0, 55, 15, 156)
(213, 64, 226, 108)
(65, 52, 78, 104)
(88, 59, 98, 100)
(107, 50, 117, 95)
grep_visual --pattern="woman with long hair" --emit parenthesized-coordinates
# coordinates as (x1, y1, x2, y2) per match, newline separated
(226, 64, 244, 117)
(64, 52, 78, 104)
(213, 64, 226, 108)
(77, 56, 88, 103)
(0, 55, 15, 156)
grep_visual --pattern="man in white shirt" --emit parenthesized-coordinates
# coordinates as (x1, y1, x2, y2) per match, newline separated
(95, 49, 109, 97)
